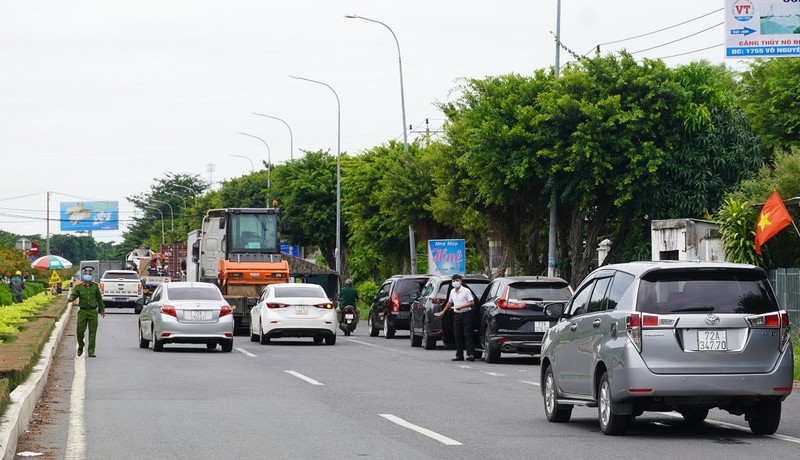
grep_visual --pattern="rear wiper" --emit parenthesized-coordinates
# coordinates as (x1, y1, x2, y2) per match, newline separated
(670, 306, 715, 312)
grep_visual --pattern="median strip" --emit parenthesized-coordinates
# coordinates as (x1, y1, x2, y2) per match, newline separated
(379, 414, 462, 446)
(285, 370, 323, 386)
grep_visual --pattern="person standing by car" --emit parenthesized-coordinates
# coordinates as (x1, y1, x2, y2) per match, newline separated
(68, 267, 105, 357)
(336, 279, 360, 322)
(438, 274, 476, 361)
(9, 270, 25, 303)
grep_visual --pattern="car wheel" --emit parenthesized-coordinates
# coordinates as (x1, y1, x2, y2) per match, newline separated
(384, 314, 396, 339)
(325, 335, 336, 345)
(221, 340, 233, 353)
(313, 336, 324, 344)
(368, 314, 379, 337)
(422, 319, 436, 350)
(259, 326, 270, 345)
(138, 322, 149, 349)
(134, 307, 142, 315)
(598, 371, 631, 435)
(484, 327, 500, 363)
(152, 329, 163, 352)
(543, 365, 573, 423)
(410, 325, 422, 347)
(679, 407, 709, 425)
(748, 399, 781, 435)
(250, 329, 258, 342)
(206, 343, 216, 350)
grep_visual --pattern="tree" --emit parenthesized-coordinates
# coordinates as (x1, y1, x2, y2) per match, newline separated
(738, 58, 800, 152)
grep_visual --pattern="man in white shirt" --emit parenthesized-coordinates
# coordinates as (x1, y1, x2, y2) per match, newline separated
(439, 274, 476, 361)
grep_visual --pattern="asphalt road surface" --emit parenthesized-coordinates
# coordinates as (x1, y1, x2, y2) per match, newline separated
(15, 309, 800, 459)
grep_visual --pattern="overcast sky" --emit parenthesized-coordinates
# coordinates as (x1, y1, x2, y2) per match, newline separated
(0, 1, 735, 245)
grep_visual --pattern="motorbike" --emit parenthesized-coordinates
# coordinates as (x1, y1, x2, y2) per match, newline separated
(338, 304, 359, 336)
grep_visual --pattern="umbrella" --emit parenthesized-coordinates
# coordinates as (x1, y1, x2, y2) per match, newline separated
(31, 255, 73, 270)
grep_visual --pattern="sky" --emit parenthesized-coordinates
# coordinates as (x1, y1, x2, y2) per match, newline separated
(0, 1, 739, 245)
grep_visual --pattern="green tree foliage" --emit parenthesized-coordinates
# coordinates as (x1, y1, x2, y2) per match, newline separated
(739, 58, 800, 152)
(715, 196, 760, 266)
(49, 234, 97, 262)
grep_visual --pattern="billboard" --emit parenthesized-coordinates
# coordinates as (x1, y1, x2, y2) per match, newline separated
(427, 239, 466, 276)
(725, 0, 800, 58)
(60, 201, 119, 231)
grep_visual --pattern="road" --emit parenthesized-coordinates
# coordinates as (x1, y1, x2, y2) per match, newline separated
(15, 309, 800, 459)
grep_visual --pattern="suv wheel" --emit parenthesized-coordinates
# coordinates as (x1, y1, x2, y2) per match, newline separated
(748, 399, 781, 435)
(543, 366, 572, 422)
(423, 319, 436, 350)
(484, 327, 500, 363)
(384, 314, 396, 339)
(368, 314, 379, 337)
(598, 371, 631, 435)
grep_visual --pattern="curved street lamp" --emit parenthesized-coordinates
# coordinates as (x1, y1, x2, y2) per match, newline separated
(253, 113, 294, 160)
(290, 75, 341, 274)
(237, 132, 271, 192)
(229, 154, 255, 173)
(143, 206, 165, 245)
(150, 198, 174, 233)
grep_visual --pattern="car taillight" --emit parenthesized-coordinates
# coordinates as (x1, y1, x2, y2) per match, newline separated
(391, 293, 400, 312)
(431, 297, 446, 305)
(160, 305, 177, 318)
(138, 283, 143, 295)
(746, 311, 791, 350)
(315, 303, 333, 309)
(626, 313, 642, 353)
(219, 305, 232, 317)
(267, 302, 289, 309)
(497, 286, 525, 310)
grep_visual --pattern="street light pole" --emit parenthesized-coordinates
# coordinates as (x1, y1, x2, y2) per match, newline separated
(173, 184, 201, 206)
(253, 113, 294, 160)
(164, 191, 187, 210)
(290, 75, 341, 274)
(144, 206, 165, 245)
(345, 14, 416, 274)
(237, 132, 271, 192)
(150, 199, 174, 234)
(547, 0, 562, 277)
(229, 154, 255, 173)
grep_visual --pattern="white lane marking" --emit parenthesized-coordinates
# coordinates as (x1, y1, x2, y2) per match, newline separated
(65, 351, 86, 459)
(379, 414, 462, 446)
(235, 348, 256, 357)
(481, 372, 505, 377)
(285, 370, 324, 386)
(519, 380, 541, 386)
(656, 411, 800, 444)
(458, 365, 472, 369)
(346, 338, 407, 354)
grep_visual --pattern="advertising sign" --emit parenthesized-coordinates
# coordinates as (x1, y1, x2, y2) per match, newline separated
(725, 0, 800, 58)
(60, 201, 119, 231)
(281, 243, 300, 257)
(427, 239, 466, 276)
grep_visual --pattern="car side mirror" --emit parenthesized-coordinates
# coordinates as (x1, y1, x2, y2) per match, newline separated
(544, 302, 565, 319)
(247, 298, 258, 307)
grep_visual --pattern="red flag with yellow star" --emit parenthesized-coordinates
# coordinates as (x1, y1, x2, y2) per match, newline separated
(754, 191, 792, 255)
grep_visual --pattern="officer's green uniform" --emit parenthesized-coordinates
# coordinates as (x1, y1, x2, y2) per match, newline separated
(68, 282, 105, 355)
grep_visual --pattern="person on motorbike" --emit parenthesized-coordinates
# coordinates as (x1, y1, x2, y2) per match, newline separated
(336, 279, 360, 323)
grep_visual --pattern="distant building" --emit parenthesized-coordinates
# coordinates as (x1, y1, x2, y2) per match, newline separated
(651, 218, 726, 262)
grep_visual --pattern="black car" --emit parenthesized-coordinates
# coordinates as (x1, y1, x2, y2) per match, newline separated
(368, 275, 431, 338)
(477, 276, 572, 363)
(409, 274, 490, 350)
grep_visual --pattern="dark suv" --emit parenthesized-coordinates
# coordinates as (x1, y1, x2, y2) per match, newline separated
(477, 276, 572, 363)
(409, 274, 490, 349)
(368, 275, 431, 338)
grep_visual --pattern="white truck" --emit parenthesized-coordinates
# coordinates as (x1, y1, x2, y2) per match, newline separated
(99, 270, 144, 314)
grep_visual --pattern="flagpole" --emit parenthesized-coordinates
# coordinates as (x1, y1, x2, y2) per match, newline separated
(790, 220, 800, 238)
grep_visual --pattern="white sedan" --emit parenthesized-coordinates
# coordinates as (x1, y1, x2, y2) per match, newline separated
(250, 283, 337, 345)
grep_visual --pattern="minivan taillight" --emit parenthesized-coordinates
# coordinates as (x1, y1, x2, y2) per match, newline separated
(746, 311, 791, 350)
(626, 313, 642, 352)
(391, 293, 400, 312)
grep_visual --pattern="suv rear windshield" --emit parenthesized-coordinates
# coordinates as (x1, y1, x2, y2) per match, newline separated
(396, 278, 428, 296)
(637, 269, 779, 315)
(509, 282, 572, 301)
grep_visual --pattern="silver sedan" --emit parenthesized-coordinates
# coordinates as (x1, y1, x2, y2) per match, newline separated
(138, 282, 234, 352)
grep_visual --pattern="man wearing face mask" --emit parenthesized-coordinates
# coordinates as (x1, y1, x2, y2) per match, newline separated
(438, 274, 476, 362)
(68, 267, 105, 357)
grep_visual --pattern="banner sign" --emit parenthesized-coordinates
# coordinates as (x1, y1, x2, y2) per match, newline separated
(427, 239, 466, 276)
(281, 243, 300, 257)
(60, 201, 119, 231)
(725, 0, 800, 58)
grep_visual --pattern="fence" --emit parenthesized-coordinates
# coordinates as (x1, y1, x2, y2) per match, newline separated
(768, 268, 800, 327)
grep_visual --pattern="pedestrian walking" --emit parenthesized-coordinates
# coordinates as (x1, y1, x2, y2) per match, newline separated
(9, 270, 25, 303)
(437, 274, 476, 362)
(68, 267, 105, 357)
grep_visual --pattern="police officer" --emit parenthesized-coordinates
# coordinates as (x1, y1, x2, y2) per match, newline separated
(68, 267, 105, 357)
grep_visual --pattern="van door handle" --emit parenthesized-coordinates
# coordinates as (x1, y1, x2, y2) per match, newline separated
(592, 319, 601, 328)
(570, 323, 578, 331)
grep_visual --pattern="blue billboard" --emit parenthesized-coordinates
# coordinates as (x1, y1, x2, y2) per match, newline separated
(60, 201, 119, 231)
(427, 239, 466, 276)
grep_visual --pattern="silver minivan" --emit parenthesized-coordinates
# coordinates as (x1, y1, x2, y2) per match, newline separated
(540, 261, 793, 435)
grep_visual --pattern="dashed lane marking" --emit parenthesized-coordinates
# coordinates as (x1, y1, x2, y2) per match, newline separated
(379, 414, 462, 446)
(656, 411, 800, 444)
(235, 348, 256, 357)
(285, 370, 324, 386)
(519, 380, 540, 386)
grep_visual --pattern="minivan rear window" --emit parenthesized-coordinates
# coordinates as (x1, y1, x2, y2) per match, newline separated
(637, 269, 779, 315)
(509, 282, 572, 301)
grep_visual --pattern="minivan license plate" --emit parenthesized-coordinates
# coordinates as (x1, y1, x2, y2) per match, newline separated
(697, 330, 727, 351)
(296, 305, 308, 315)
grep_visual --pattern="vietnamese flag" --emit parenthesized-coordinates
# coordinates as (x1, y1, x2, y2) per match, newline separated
(754, 191, 793, 255)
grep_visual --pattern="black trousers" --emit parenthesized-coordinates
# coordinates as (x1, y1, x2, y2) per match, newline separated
(453, 312, 475, 358)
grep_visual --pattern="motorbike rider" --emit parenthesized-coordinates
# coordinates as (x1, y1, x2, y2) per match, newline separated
(336, 279, 360, 323)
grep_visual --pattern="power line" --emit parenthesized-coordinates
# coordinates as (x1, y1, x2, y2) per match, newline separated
(630, 22, 723, 55)
(591, 8, 723, 52)
(653, 43, 724, 60)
